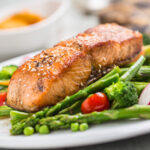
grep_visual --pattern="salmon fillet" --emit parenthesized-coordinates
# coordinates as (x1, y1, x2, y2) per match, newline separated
(7, 23, 143, 112)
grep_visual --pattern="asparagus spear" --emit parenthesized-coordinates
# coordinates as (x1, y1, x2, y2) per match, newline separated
(10, 110, 30, 125)
(132, 82, 148, 96)
(10, 107, 49, 135)
(121, 66, 150, 81)
(10, 71, 119, 135)
(120, 56, 145, 81)
(0, 106, 13, 117)
(101, 66, 121, 79)
(39, 105, 150, 131)
(58, 100, 83, 115)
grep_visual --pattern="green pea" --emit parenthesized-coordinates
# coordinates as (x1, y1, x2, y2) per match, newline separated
(39, 125, 50, 134)
(71, 123, 79, 132)
(23, 127, 34, 136)
(80, 123, 88, 131)
(35, 124, 40, 132)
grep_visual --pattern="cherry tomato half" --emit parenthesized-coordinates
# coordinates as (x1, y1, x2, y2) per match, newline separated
(81, 92, 109, 114)
(0, 92, 7, 106)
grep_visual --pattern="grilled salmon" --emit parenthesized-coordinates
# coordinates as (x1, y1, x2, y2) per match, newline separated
(7, 23, 143, 112)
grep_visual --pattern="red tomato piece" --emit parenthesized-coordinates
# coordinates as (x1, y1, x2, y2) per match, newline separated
(0, 92, 7, 106)
(81, 92, 109, 114)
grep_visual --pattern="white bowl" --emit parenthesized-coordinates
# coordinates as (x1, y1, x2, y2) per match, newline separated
(0, 0, 68, 62)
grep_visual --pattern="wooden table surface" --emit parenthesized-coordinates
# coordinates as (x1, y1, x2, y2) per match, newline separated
(0, 0, 150, 150)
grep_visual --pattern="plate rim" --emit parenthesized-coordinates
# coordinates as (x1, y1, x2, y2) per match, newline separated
(1, 120, 150, 149)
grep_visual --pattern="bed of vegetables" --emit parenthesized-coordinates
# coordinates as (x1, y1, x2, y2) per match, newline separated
(1, 37, 150, 136)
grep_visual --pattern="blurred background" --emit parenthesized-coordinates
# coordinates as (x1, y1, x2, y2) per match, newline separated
(0, 0, 149, 62)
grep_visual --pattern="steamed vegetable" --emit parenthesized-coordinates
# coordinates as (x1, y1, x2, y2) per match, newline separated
(105, 81, 138, 109)
(0, 85, 7, 93)
(143, 34, 150, 46)
(71, 123, 79, 132)
(132, 82, 148, 96)
(39, 105, 150, 132)
(121, 66, 150, 82)
(0, 65, 18, 93)
(0, 92, 7, 106)
(59, 100, 83, 115)
(80, 123, 88, 131)
(120, 56, 145, 81)
(10, 69, 119, 135)
(0, 106, 12, 117)
(0, 65, 18, 80)
(23, 127, 34, 136)
(139, 83, 150, 105)
(38, 125, 50, 134)
(81, 92, 109, 114)
(0, 106, 30, 120)
(10, 110, 30, 125)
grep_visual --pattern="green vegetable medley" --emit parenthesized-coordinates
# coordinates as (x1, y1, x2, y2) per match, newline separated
(1, 38, 150, 136)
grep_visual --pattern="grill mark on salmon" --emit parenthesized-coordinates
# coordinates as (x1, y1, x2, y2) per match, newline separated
(7, 23, 143, 112)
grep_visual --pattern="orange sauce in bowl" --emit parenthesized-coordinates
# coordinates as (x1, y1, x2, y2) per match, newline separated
(0, 11, 43, 29)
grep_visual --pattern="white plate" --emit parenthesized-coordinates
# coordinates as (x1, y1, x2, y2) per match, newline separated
(1, 52, 150, 149)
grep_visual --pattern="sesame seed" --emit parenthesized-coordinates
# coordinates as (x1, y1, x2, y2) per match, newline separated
(18, 79, 22, 81)
(102, 57, 106, 62)
(20, 101, 23, 105)
(98, 69, 102, 73)
(80, 82, 84, 86)
(40, 54, 44, 58)
(103, 70, 106, 74)
(31, 68, 36, 72)
(28, 65, 31, 69)
(98, 64, 102, 68)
